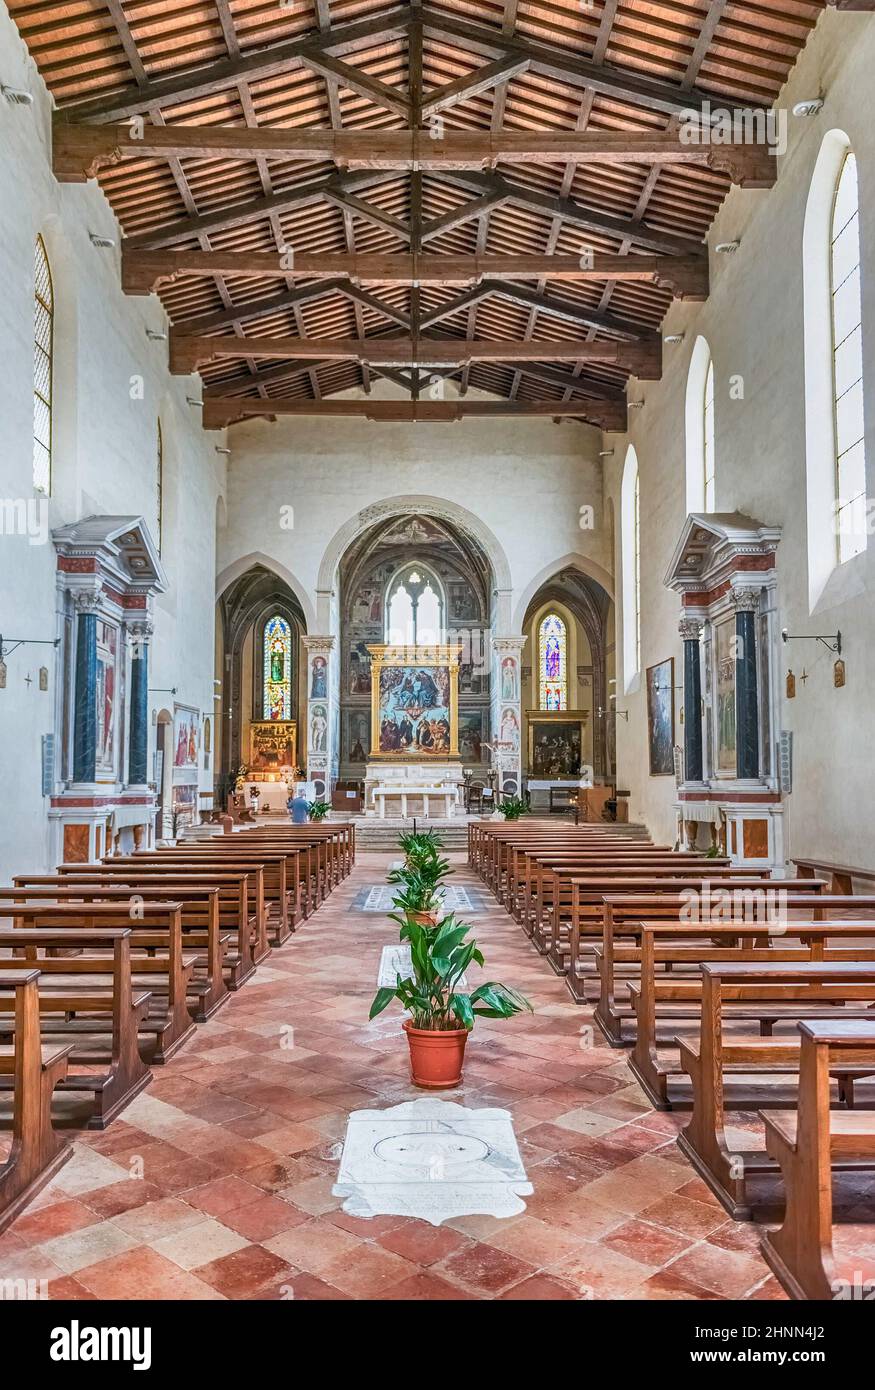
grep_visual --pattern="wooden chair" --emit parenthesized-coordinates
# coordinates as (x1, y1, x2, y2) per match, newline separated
(761, 1019, 875, 1300)
(0, 969, 73, 1234)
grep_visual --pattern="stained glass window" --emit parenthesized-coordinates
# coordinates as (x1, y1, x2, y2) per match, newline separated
(156, 419, 163, 554)
(539, 613, 567, 711)
(33, 235, 53, 496)
(703, 358, 716, 511)
(263, 615, 292, 720)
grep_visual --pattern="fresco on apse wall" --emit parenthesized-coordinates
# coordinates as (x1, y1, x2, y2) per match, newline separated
(377, 664, 451, 755)
(500, 656, 518, 702)
(349, 640, 373, 695)
(459, 709, 486, 762)
(346, 710, 370, 763)
(530, 720, 581, 777)
(95, 620, 118, 781)
(646, 658, 675, 777)
(715, 619, 737, 775)
(310, 655, 327, 699)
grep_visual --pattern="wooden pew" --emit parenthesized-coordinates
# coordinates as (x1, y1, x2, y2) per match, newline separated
(761, 1019, 875, 1300)
(4, 881, 229, 1022)
(676, 959, 875, 1216)
(512, 843, 687, 928)
(626, 918, 875, 1109)
(591, 885, 834, 1025)
(543, 866, 772, 968)
(0, 923, 153, 1128)
(53, 864, 256, 989)
(0, 969, 73, 1234)
(101, 854, 270, 964)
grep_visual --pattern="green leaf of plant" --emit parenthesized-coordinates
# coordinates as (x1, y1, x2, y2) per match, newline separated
(369, 987, 397, 1020)
(449, 992, 474, 1030)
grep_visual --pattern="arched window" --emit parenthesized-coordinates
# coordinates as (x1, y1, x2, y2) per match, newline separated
(538, 613, 567, 710)
(831, 152, 866, 563)
(385, 564, 444, 645)
(703, 358, 716, 511)
(156, 419, 164, 553)
(33, 235, 54, 496)
(621, 446, 641, 691)
(263, 615, 292, 720)
(685, 336, 715, 513)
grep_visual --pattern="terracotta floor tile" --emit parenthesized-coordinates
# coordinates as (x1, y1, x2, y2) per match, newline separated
(3, 849, 781, 1301)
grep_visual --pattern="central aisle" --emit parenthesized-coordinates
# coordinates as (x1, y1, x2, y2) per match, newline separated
(0, 850, 782, 1300)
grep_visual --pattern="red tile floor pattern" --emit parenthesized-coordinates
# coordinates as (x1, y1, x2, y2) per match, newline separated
(0, 848, 868, 1301)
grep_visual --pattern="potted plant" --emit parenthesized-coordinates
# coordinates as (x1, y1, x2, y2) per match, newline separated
(499, 794, 527, 821)
(387, 834, 452, 926)
(369, 912, 532, 1088)
(307, 799, 331, 821)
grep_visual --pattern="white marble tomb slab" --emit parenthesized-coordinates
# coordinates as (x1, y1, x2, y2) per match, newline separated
(376, 944, 468, 991)
(361, 885, 477, 914)
(332, 1098, 533, 1225)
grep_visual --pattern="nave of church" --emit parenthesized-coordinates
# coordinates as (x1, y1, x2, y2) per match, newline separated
(2, 0, 875, 1339)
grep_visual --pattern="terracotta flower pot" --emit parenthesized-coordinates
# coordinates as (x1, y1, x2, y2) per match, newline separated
(406, 909, 441, 927)
(403, 1020, 469, 1089)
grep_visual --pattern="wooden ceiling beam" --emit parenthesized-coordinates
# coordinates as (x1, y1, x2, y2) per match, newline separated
(322, 188, 411, 240)
(298, 50, 412, 118)
(122, 248, 709, 298)
(54, 121, 777, 186)
(125, 170, 395, 249)
(177, 276, 351, 333)
(420, 55, 531, 119)
(170, 333, 662, 376)
(438, 170, 705, 257)
(482, 279, 643, 340)
(420, 191, 511, 243)
(202, 396, 628, 429)
(62, 5, 413, 123)
(419, 7, 717, 117)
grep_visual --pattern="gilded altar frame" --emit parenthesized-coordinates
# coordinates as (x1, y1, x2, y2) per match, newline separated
(367, 644, 461, 759)
(249, 720, 297, 780)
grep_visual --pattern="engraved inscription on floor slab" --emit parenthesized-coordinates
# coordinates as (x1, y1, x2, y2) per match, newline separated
(358, 885, 479, 914)
(377, 944, 467, 991)
(332, 1098, 533, 1225)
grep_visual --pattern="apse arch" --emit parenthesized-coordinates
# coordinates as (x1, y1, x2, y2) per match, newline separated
(216, 550, 315, 631)
(512, 552, 614, 635)
(316, 495, 513, 605)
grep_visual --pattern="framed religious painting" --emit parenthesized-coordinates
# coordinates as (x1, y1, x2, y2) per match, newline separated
(646, 658, 675, 776)
(172, 705, 201, 784)
(250, 720, 296, 780)
(714, 619, 737, 776)
(458, 708, 486, 763)
(368, 644, 461, 758)
(527, 714, 587, 778)
(346, 709, 370, 764)
(94, 619, 119, 782)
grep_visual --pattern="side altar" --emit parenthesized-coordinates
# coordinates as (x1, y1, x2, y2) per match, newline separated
(364, 644, 464, 818)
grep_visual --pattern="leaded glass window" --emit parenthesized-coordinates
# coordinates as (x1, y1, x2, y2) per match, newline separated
(539, 613, 567, 711)
(263, 615, 292, 720)
(831, 152, 867, 563)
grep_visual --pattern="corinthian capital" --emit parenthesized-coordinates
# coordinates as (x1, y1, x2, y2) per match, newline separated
(72, 587, 103, 615)
(678, 617, 702, 642)
(730, 586, 761, 613)
(127, 617, 154, 647)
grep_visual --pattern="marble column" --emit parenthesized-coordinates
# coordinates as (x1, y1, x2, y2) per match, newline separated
(127, 617, 153, 786)
(679, 616, 704, 783)
(303, 635, 336, 800)
(732, 586, 760, 780)
(490, 637, 527, 799)
(72, 591, 101, 783)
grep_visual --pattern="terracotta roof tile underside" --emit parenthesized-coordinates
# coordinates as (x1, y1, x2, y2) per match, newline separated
(10, 0, 827, 417)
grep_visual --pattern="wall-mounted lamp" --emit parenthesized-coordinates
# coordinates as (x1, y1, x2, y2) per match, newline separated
(215, 446, 232, 456)
(0, 634, 60, 662)
(146, 328, 167, 342)
(88, 231, 116, 249)
(149, 686, 178, 696)
(186, 397, 204, 408)
(715, 241, 740, 255)
(781, 628, 842, 656)
(628, 401, 644, 411)
(598, 706, 629, 722)
(1, 85, 33, 106)
(664, 333, 685, 345)
(598, 449, 615, 458)
(792, 99, 824, 118)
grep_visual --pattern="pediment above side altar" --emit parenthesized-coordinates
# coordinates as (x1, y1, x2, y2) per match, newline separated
(53, 514, 167, 596)
(664, 512, 782, 598)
